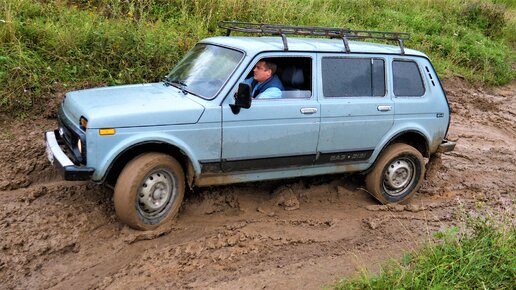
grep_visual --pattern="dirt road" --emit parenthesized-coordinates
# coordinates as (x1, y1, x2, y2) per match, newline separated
(0, 79, 514, 289)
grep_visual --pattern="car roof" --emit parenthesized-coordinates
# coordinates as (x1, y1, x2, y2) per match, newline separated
(200, 36, 427, 58)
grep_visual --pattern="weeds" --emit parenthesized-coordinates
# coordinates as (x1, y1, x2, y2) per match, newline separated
(0, 0, 514, 116)
(462, 1, 507, 38)
(334, 216, 515, 289)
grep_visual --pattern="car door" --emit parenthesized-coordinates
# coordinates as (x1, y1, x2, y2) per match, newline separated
(221, 54, 319, 172)
(316, 54, 394, 164)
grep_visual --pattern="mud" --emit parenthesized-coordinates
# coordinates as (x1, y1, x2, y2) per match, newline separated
(0, 79, 514, 289)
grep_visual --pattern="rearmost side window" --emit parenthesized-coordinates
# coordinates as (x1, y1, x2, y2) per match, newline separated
(322, 57, 385, 97)
(392, 60, 425, 96)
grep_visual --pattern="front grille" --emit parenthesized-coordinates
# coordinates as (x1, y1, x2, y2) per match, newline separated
(58, 106, 87, 164)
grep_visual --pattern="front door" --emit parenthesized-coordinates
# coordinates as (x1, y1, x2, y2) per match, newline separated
(221, 55, 319, 172)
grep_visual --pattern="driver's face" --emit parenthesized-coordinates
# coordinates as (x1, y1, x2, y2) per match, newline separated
(253, 61, 272, 83)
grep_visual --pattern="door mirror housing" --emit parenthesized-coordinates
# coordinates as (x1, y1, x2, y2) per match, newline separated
(230, 83, 252, 114)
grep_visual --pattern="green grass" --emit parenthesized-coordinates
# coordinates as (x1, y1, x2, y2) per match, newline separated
(1, 0, 515, 116)
(333, 218, 515, 289)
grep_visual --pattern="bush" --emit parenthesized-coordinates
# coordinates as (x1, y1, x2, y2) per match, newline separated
(0, 0, 514, 116)
(462, 1, 507, 38)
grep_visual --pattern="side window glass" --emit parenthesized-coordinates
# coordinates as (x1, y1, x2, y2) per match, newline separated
(393, 60, 425, 96)
(322, 58, 385, 97)
(245, 56, 313, 100)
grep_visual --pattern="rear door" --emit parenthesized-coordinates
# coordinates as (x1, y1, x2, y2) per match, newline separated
(316, 54, 394, 164)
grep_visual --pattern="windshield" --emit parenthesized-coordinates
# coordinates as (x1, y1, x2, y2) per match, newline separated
(167, 44, 243, 99)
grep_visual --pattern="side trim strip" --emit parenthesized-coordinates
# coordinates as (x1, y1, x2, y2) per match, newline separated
(199, 149, 374, 174)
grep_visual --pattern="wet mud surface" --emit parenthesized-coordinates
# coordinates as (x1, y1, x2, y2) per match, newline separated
(0, 79, 514, 289)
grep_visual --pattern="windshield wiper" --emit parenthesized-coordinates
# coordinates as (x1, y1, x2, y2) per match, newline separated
(163, 75, 173, 87)
(163, 76, 189, 95)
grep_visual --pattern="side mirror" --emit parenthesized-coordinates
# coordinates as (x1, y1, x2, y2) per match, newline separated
(230, 83, 252, 114)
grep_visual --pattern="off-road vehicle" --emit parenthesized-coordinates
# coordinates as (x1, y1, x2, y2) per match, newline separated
(45, 22, 455, 230)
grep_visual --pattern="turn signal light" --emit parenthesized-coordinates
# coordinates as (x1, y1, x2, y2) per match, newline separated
(80, 116, 88, 130)
(99, 128, 115, 135)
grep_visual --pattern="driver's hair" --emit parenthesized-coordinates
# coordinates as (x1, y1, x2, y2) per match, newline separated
(261, 60, 277, 75)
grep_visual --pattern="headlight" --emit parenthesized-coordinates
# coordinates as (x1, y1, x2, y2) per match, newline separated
(77, 139, 83, 154)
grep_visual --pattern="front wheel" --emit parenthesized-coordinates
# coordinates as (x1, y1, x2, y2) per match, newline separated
(365, 143, 425, 204)
(114, 153, 185, 230)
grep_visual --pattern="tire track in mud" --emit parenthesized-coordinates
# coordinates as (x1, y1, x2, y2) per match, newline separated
(49, 194, 459, 289)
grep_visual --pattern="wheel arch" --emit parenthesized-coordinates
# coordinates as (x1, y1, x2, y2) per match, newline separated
(384, 130, 429, 158)
(364, 130, 429, 175)
(103, 141, 196, 189)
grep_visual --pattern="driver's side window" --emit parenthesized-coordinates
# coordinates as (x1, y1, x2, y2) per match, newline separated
(244, 56, 312, 100)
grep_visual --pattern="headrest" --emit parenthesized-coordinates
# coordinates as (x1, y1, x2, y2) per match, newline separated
(281, 66, 304, 88)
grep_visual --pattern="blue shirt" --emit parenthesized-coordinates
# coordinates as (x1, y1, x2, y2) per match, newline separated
(244, 76, 283, 99)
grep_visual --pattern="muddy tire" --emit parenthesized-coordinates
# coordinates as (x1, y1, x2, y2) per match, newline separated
(365, 143, 425, 204)
(114, 153, 185, 230)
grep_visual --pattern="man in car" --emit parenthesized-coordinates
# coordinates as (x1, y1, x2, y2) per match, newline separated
(244, 60, 284, 98)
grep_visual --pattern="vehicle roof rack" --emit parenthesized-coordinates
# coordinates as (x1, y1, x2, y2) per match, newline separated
(218, 21, 410, 54)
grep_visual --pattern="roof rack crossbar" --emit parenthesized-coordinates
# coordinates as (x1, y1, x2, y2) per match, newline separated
(219, 21, 410, 54)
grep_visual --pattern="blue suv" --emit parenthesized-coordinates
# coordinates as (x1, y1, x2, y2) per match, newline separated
(45, 22, 455, 230)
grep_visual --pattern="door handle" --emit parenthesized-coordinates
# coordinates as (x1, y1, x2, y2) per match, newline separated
(300, 107, 318, 114)
(377, 105, 392, 112)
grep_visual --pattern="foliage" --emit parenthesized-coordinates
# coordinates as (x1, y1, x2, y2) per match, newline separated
(0, 0, 514, 116)
(333, 217, 516, 289)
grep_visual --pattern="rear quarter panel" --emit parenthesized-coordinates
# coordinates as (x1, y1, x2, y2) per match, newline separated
(389, 56, 450, 154)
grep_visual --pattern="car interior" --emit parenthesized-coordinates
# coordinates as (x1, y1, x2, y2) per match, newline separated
(247, 57, 312, 98)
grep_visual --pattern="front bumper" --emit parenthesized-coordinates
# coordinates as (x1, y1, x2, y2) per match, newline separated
(437, 139, 456, 153)
(45, 130, 95, 181)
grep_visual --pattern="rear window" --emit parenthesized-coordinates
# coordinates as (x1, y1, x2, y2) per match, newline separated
(393, 60, 425, 96)
(322, 58, 385, 97)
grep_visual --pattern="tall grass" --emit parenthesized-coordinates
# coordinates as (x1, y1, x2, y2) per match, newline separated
(334, 217, 515, 289)
(0, 0, 514, 116)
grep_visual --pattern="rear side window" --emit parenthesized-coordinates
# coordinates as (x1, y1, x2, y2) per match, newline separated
(322, 58, 385, 97)
(393, 60, 425, 96)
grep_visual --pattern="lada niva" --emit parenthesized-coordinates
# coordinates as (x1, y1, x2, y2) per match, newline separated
(45, 22, 455, 230)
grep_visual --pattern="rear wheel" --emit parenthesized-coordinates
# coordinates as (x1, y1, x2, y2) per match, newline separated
(114, 153, 185, 230)
(365, 143, 425, 204)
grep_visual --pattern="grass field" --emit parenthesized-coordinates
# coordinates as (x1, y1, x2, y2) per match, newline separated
(333, 216, 515, 289)
(1, 0, 515, 116)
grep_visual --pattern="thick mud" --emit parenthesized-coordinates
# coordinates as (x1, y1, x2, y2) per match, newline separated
(0, 79, 514, 289)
